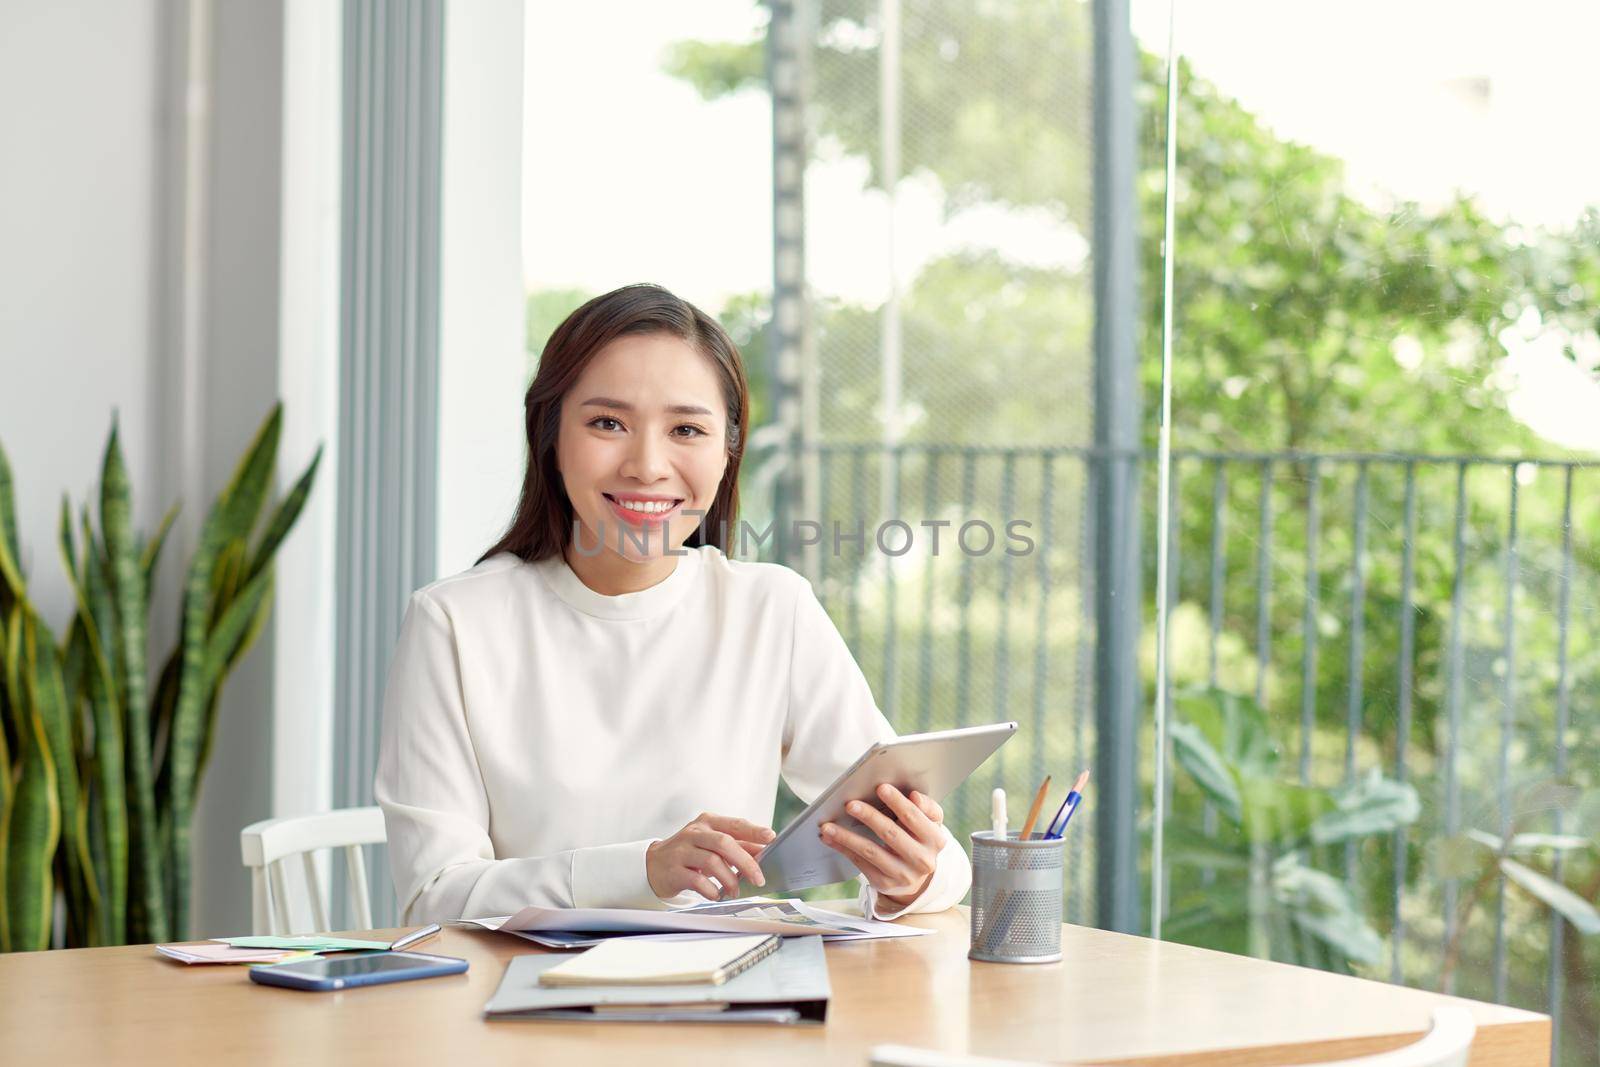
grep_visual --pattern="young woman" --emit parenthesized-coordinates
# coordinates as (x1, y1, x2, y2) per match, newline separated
(375, 283, 970, 924)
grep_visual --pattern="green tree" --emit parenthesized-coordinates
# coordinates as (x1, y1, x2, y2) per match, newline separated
(665, 5, 1599, 453)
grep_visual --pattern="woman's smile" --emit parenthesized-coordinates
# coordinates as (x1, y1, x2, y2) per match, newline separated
(603, 492, 686, 526)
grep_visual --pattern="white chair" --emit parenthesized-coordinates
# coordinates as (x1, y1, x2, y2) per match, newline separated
(867, 1006, 1476, 1067)
(869, 1048, 1053, 1067)
(239, 806, 387, 935)
(1296, 1007, 1477, 1067)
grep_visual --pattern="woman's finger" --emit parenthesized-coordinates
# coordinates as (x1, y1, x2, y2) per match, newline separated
(822, 823, 910, 882)
(821, 828, 926, 899)
(874, 784, 941, 846)
(849, 850, 893, 891)
(684, 871, 723, 901)
(844, 797, 919, 858)
(696, 829, 766, 888)
(700, 812, 777, 844)
(694, 849, 742, 899)
(910, 790, 944, 824)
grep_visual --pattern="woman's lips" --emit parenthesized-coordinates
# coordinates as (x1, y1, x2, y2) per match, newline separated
(603, 493, 685, 527)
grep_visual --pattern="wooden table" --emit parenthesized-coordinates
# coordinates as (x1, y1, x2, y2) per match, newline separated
(0, 903, 1547, 1065)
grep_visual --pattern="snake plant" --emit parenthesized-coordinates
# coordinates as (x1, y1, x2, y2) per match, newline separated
(0, 404, 319, 949)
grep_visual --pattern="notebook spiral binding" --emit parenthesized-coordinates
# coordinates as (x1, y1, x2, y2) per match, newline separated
(713, 934, 782, 984)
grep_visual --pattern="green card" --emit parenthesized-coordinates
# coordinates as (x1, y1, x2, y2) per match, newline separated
(221, 935, 391, 952)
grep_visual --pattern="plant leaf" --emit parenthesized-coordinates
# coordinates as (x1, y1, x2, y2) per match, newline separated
(163, 489, 230, 939)
(148, 650, 180, 782)
(208, 541, 246, 628)
(28, 617, 82, 888)
(58, 497, 117, 728)
(216, 405, 283, 546)
(1161, 897, 1250, 940)
(7, 617, 62, 952)
(100, 419, 166, 943)
(140, 503, 180, 594)
(1310, 769, 1420, 845)
(1506, 833, 1592, 854)
(3, 607, 22, 739)
(1175, 686, 1281, 778)
(1428, 833, 1493, 881)
(1241, 778, 1333, 845)
(204, 566, 273, 692)
(1291, 908, 1385, 967)
(1160, 820, 1251, 873)
(191, 568, 274, 804)
(1274, 854, 1384, 966)
(0, 436, 23, 596)
(1272, 852, 1353, 909)
(1501, 857, 1600, 935)
(1466, 828, 1504, 852)
(246, 445, 322, 583)
(78, 512, 127, 943)
(0, 625, 9, 811)
(1171, 717, 1242, 825)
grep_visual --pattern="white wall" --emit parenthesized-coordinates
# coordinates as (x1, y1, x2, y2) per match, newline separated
(0, 0, 165, 630)
(187, 0, 290, 942)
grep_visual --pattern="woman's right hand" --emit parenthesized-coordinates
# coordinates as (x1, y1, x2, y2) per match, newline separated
(645, 812, 776, 901)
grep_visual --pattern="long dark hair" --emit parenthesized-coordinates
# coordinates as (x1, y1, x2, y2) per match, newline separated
(480, 283, 749, 564)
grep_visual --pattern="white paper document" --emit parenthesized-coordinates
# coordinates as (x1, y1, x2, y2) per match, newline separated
(461, 897, 931, 943)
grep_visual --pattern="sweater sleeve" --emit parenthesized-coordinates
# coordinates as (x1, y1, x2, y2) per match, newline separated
(375, 591, 662, 924)
(778, 575, 971, 920)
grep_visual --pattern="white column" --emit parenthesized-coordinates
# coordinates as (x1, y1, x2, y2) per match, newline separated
(273, 0, 342, 824)
(435, 0, 528, 579)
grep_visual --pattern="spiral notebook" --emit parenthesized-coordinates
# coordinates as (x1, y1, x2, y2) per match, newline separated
(537, 933, 781, 988)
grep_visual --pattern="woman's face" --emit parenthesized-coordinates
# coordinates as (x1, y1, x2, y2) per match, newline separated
(555, 332, 730, 565)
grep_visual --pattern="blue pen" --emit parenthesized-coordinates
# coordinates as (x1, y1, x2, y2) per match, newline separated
(1045, 770, 1090, 839)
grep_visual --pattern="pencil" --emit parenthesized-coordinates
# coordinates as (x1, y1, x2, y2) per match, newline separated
(1017, 775, 1052, 840)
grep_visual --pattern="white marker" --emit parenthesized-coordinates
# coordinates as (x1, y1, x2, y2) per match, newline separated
(991, 787, 1008, 840)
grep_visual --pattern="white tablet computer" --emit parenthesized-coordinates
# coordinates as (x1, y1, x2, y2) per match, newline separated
(746, 721, 1018, 895)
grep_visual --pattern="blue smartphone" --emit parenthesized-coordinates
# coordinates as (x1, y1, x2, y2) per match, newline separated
(249, 950, 468, 991)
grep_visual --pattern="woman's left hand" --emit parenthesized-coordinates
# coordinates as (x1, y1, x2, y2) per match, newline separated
(819, 784, 944, 909)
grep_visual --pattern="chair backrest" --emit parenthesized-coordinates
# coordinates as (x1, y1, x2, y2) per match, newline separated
(867, 1006, 1475, 1067)
(239, 807, 387, 935)
(869, 1046, 1051, 1067)
(1296, 1007, 1476, 1067)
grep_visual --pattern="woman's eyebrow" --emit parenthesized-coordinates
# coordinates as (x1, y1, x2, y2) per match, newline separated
(580, 396, 714, 417)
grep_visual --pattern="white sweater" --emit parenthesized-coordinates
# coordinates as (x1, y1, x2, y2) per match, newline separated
(374, 544, 971, 924)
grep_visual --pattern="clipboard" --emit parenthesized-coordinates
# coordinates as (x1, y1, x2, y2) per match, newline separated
(484, 934, 831, 1024)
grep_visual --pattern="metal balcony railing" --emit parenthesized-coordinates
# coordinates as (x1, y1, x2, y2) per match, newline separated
(748, 439, 1596, 1054)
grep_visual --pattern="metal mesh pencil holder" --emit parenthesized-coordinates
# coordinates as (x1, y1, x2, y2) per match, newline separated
(968, 830, 1064, 964)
